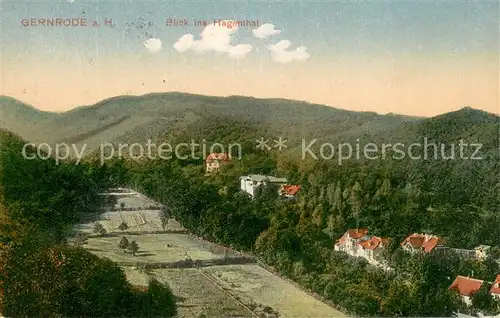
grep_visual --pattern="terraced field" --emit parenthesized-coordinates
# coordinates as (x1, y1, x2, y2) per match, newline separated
(74, 188, 346, 317)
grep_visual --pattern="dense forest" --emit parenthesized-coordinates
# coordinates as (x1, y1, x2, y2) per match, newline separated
(0, 130, 177, 317)
(85, 111, 500, 317)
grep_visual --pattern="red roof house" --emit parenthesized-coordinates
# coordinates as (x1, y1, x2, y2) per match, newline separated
(401, 233, 444, 253)
(334, 230, 390, 267)
(490, 274, 500, 296)
(205, 153, 230, 172)
(449, 276, 483, 305)
(280, 184, 301, 197)
(335, 228, 369, 247)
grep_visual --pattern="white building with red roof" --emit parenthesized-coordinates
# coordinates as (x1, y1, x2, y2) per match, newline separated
(239, 175, 288, 198)
(334, 228, 369, 252)
(449, 276, 484, 306)
(205, 152, 230, 172)
(401, 233, 444, 253)
(491, 274, 500, 300)
(334, 229, 389, 267)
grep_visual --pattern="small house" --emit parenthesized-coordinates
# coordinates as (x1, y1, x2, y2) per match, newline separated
(491, 274, 500, 300)
(449, 276, 484, 306)
(334, 229, 389, 267)
(280, 184, 301, 199)
(401, 233, 444, 253)
(239, 174, 288, 198)
(206, 153, 230, 173)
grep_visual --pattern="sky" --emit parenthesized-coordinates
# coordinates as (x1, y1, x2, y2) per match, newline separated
(1, 0, 498, 116)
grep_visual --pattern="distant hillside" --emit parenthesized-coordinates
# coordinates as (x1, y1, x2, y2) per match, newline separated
(1, 93, 497, 170)
(0, 97, 58, 143)
(0, 92, 422, 150)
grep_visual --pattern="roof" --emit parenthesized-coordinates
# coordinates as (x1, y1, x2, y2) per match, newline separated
(358, 236, 381, 250)
(491, 274, 500, 295)
(241, 175, 288, 183)
(357, 236, 390, 251)
(406, 236, 425, 248)
(423, 237, 440, 253)
(448, 276, 483, 297)
(281, 185, 301, 196)
(401, 233, 443, 253)
(347, 228, 369, 239)
(206, 152, 229, 161)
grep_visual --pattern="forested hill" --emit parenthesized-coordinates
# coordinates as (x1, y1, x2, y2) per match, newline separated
(0, 130, 177, 317)
(0, 92, 421, 149)
(80, 104, 498, 213)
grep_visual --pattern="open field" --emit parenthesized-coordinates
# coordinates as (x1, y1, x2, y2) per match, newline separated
(76, 209, 184, 233)
(120, 266, 253, 317)
(149, 268, 253, 318)
(202, 265, 346, 318)
(83, 233, 238, 263)
(75, 189, 345, 317)
(76, 191, 181, 233)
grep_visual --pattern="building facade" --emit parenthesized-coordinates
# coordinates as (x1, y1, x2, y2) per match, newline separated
(239, 175, 288, 198)
(334, 229, 389, 267)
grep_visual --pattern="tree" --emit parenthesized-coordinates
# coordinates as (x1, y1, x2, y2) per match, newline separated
(472, 283, 497, 314)
(118, 222, 128, 231)
(120, 202, 125, 210)
(118, 236, 129, 252)
(141, 279, 177, 317)
(4, 246, 136, 316)
(312, 203, 326, 228)
(93, 222, 107, 236)
(107, 195, 118, 210)
(129, 240, 139, 256)
(159, 209, 168, 230)
(348, 181, 363, 219)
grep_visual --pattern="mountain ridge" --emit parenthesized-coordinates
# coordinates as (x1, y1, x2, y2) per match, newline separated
(0, 93, 497, 152)
(2, 92, 495, 119)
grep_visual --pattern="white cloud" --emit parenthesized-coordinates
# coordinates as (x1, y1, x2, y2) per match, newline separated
(252, 23, 281, 39)
(143, 38, 163, 53)
(173, 34, 196, 53)
(173, 21, 252, 59)
(268, 40, 310, 64)
(67, 0, 75, 2)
